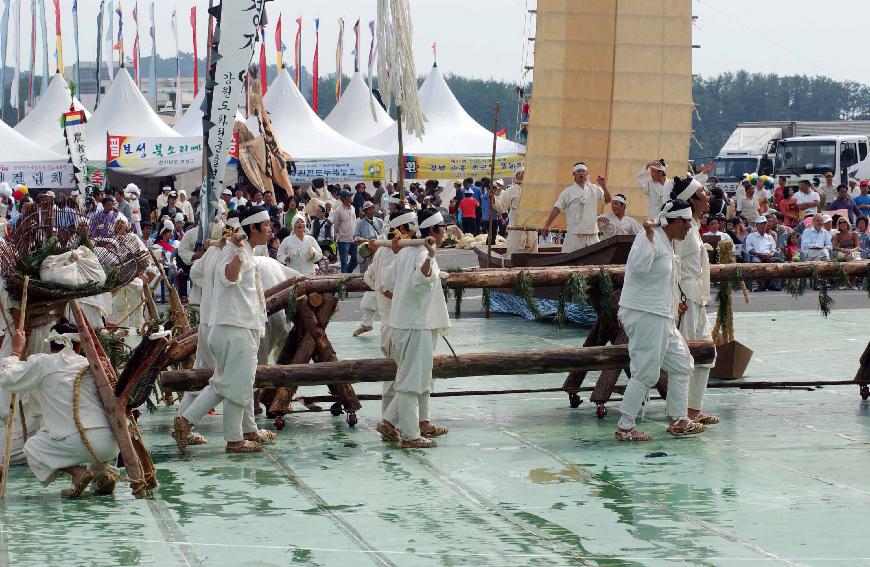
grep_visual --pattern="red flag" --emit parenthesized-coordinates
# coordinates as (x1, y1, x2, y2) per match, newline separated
(190, 6, 198, 96)
(312, 18, 319, 113)
(496, 127, 507, 139)
(259, 26, 268, 95)
(275, 14, 284, 69)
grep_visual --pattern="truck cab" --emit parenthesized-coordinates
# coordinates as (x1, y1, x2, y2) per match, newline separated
(713, 154, 762, 196)
(773, 135, 870, 185)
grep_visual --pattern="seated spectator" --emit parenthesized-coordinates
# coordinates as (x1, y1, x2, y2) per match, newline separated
(800, 213, 833, 260)
(744, 216, 780, 291)
(783, 231, 800, 263)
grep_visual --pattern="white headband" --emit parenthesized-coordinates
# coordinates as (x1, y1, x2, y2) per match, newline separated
(675, 177, 703, 201)
(390, 211, 417, 229)
(226, 217, 241, 229)
(612, 195, 627, 205)
(573, 163, 588, 173)
(658, 202, 693, 226)
(45, 331, 81, 350)
(386, 196, 402, 205)
(240, 210, 270, 227)
(418, 211, 445, 230)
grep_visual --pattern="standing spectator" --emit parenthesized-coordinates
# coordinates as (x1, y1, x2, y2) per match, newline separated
(827, 184, 862, 225)
(229, 187, 248, 210)
(794, 180, 821, 217)
(331, 189, 358, 273)
(156, 186, 172, 212)
(708, 187, 728, 218)
(352, 182, 370, 216)
(178, 190, 195, 221)
(90, 197, 118, 238)
(159, 191, 183, 221)
(480, 178, 501, 245)
(819, 171, 837, 207)
(353, 201, 384, 274)
(458, 189, 478, 235)
(736, 184, 760, 221)
(773, 176, 788, 209)
(855, 181, 870, 217)
(779, 186, 799, 228)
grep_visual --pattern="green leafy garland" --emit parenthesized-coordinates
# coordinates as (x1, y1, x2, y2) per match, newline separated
(512, 270, 540, 319)
(597, 269, 615, 317)
(808, 264, 833, 318)
(556, 272, 589, 329)
(336, 276, 353, 300)
(284, 283, 299, 321)
(784, 278, 804, 300)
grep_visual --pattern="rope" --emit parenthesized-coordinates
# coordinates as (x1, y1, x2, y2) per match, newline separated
(126, 412, 156, 489)
(71, 367, 118, 482)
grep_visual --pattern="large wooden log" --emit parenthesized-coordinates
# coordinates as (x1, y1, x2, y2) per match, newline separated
(160, 340, 715, 392)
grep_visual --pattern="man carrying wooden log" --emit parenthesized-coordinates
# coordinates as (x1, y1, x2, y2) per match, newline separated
(541, 162, 611, 253)
(174, 206, 273, 454)
(671, 177, 720, 426)
(0, 322, 120, 498)
(378, 208, 451, 448)
(615, 198, 707, 441)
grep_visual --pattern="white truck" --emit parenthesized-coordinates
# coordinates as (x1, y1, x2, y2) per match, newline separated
(712, 126, 783, 195)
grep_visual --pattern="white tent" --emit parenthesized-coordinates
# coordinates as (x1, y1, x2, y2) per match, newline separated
(365, 64, 525, 157)
(15, 73, 91, 149)
(324, 72, 394, 144)
(174, 88, 247, 137)
(0, 119, 73, 188)
(247, 68, 388, 160)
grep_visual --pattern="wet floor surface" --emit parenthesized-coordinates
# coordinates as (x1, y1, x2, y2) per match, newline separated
(1, 310, 869, 566)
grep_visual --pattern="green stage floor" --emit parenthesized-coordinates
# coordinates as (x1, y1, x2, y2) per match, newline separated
(1, 309, 869, 566)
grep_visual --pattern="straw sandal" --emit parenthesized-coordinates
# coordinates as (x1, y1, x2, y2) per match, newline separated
(245, 429, 277, 444)
(667, 419, 707, 437)
(694, 413, 720, 425)
(376, 421, 401, 443)
(352, 325, 373, 337)
(225, 440, 263, 453)
(614, 428, 653, 442)
(173, 416, 192, 455)
(401, 437, 437, 449)
(170, 430, 209, 446)
(61, 470, 94, 499)
(92, 469, 118, 496)
(420, 424, 449, 438)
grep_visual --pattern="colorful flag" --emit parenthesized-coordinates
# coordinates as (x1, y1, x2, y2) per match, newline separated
(114, 2, 124, 65)
(367, 19, 375, 75)
(496, 127, 507, 139)
(72, 0, 80, 94)
(94, 0, 104, 107)
(52, 0, 61, 72)
(148, 1, 156, 109)
(9, 0, 19, 110)
(352, 19, 360, 73)
(190, 6, 197, 96)
(37, 0, 47, 95)
(170, 8, 180, 119)
(335, 18, 343, 102)
(28, 2, 34, 105)
(312, 17, 319, 113)
(0, 0, 9, 112)
(257, 19, 266, 95)
(105, 0, 114, 80)
(432, 41, 437, 65)
(294, 16, 302, 87)
(132, 2, 139, 85)
(275, 13, 284, 70)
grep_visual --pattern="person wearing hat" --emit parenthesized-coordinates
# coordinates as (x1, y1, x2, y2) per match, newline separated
(458, 187, 479, 235)
(277, 215, 323, 277)
(110, 215, 156, 330)
(541, 162, 612, 253)
(744, 216, 780, 291)
(159, 191, 183, 222)
(350, 201, 386, 337)
(156, 186, 172, 212)
(1, 321, 121, 498)
(331, 188, 359, 273)
(177, 189, 195, 221)
(597, 193, 642, 240)
(855, 179, 870, 216)
(670, 176, 719, 425)
(124, 183, 143, 235)
(615, 197, 704, 442)
(494, 168, 537, 255)
(220, 188, 233, 215)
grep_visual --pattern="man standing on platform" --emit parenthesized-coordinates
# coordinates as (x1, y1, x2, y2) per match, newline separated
(541, 162, 611, 253)
(637, 159, 671, 220)
(597, 194, 642, 239)
(614, 197, 707, 441)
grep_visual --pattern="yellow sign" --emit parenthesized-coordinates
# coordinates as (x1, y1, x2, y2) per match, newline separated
(403, 155, 524, 180)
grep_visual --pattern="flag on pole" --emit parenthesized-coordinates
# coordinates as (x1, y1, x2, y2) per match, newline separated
(258, 23, 267, 95)
(105, 0, 114, 80)
(0, 0, 10, 112)
(496, 127, 507, 139)
(94, 0, 104, 107)
(51, 0, 61, 73)
(367, 20, 374, 72)
(37, 0, 47, 95)
(352, 19, 360, 73)
(275, 13, 284, 69)
(72, 0, 81, 93)
(132, 2, 139, 85)
(432, 41, 437, 65)
(9, 0, 19, 110)
(170, 7, 181, 119)
(335, 18, 343, 102)
(114, 2, 124, 66)
(149, 1, 156, 109)
(294, 16, 302, 88)
(312, 17, 319, 113)
(28, 3, 34, 105)
(190, 6, 197, 96)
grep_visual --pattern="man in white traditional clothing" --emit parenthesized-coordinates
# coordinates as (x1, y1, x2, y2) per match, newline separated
(541, 162, 611, 253)
(125, 183, 143, 235)
(494, 168, 538, 255)
(670, 178, 720, 427)
(597, 193, 642, 239)
(378, 209, 451, 448)
(0, 322, 120, 498)
(156, 186, 172, 212)
(614, 197, 707, 442)
(637, 159, 672, 221)
(174, 206, 274, 454)
(109, 216, 156, 331)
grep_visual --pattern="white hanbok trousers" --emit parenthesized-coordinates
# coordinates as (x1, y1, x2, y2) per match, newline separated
(384, 328, 437, 439)
(617, 307, 694, 430)
(360, 291, 378, 327)
(25, 427, 118, 485)
(179, 323, 215, 416)
(562, 233, 599, 254)
(112, 281, 145, 329)
(679, 299, 715, 411)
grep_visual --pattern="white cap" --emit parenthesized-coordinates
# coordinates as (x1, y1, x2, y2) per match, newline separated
(174, 212, 185, 222)
(125, 183, 140, 195)
(494, 179, 505, 187)
(162, 186, 171, 192)
(822, 214, 833, 223)
(848, 177, 858, 184)
(115, 214, 129, 225)
(222, 188, 233, 195)
(44, 191, 55, 198)
(0, 182, 11, 197)
(754, 216, 768, 224)
(162, 219, 174, 232)
(362, 200, 375, 210)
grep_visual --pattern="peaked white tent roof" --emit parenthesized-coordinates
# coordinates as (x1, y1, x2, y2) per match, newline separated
(174, 88, 247, 137)
(365, 64, 525, 157)
(247, 68, 388, 160)
(15, 73, 91, 149)
(53, 68, 181, 161)
(324, 72, 394, 143)
(0, 118, 69, 163)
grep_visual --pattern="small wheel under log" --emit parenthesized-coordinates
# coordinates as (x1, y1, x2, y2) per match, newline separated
(274, 415, 285, 430)
(860, 384, 870, 400)
(596, 404, 607, 419)
(330, 402, 344, 416)
(568, 392, 582, 408)
(346, 411, 358, 428)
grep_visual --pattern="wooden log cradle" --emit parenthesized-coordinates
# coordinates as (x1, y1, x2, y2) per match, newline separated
(159, 340, 716, 392)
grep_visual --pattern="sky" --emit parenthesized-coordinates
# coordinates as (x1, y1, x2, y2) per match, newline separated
(4, 0, 869, 85)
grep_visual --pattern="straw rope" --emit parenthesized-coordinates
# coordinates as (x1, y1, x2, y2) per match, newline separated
(72, 367, 118, 482)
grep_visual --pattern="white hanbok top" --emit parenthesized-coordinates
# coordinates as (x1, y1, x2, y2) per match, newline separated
(210, 241, 267, 337)
(254, 256, 302, 360)
(597, 212, 643, 239)
(277, 234, 323, 276)
(0, 349, 112, 439)
(637, 168, 674, 220)
(189, 244, 223, 320)
(365, 246, 397, 320)
(674, 218, 711, 305)
(619, 228, 679, 319)
(384, 247, 450, 334)
(554, 182, 605, 236)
